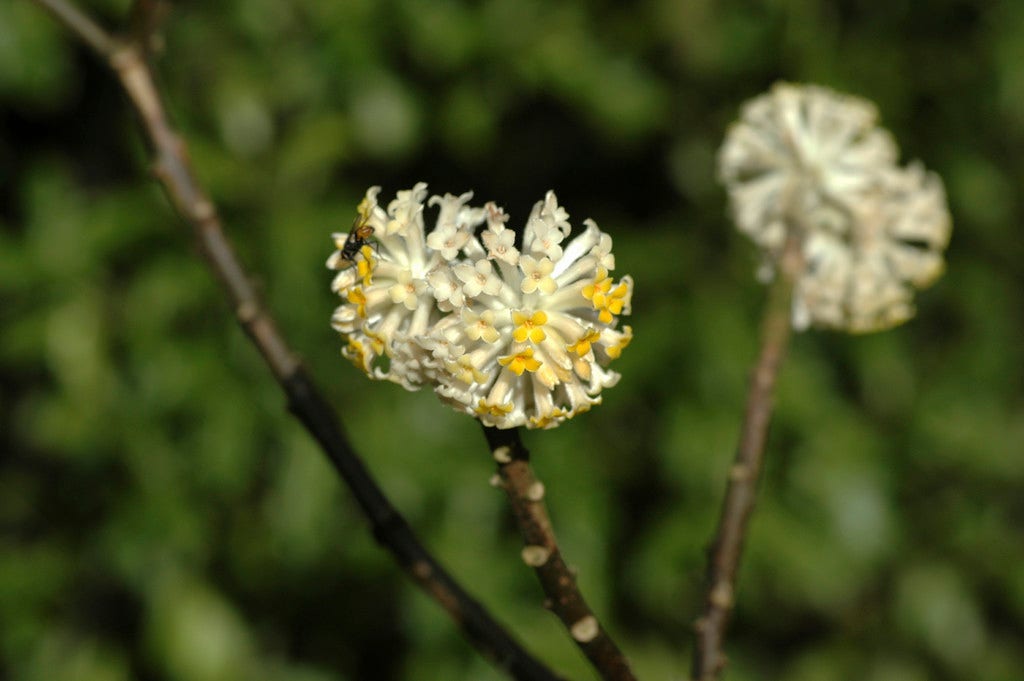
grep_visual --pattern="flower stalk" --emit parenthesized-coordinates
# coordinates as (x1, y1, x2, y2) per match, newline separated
(483, 426, 638, 681)
(694, 80, 951, 680)
(690, 234, 802, 681)
(30, 2, 562, 678)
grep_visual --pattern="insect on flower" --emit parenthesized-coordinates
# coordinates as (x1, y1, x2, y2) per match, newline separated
(337, 211, 377, 268)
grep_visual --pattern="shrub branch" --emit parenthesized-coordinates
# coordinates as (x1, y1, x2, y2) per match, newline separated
(691, 235, 803, 681)
(483, 426, 637, 681)
(29, 1, 563, 679)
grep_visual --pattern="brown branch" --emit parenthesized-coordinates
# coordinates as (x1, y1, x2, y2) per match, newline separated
(690, 235, 803, 681)
(29, 2, 563, 679)
(32, 0, 119, 55)
(129, 0, 170, 55)
(483, 427, 637, 681)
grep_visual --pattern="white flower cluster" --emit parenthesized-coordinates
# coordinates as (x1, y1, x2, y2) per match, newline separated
(718, 82, 952, 333)
(327, 184, 633, 429)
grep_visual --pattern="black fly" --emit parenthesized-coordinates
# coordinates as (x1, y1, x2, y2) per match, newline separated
(338, 212, 375, 267)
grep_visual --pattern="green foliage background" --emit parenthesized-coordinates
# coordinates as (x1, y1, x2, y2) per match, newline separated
(2, 1, 1022, 680)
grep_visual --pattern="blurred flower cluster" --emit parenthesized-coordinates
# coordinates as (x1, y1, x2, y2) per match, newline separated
(328, 185, 633, 429)
(719, 82, 952, 333)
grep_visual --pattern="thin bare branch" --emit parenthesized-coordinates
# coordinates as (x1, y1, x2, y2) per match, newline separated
(483, 426, 638, 681)
(29, 2, 563, 679)
(690, 235, 803, 681)
(32, 0, 120, 55)
(129, 0, 170, 55)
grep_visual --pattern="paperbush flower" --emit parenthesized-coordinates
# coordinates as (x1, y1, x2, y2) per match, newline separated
(328, 186, 633, 429)
(327, 184, 486, 388)
(719, 82, 952, 332)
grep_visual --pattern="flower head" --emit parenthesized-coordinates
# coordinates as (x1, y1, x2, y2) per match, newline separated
(719, 82, 952, 332)
(329, 186, 633, 429)
(327, 184, 485, 388)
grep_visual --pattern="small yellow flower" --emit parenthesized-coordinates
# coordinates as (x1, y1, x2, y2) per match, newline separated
(498, 347, 543, 375)
(581, 271, 612, 306)
(342, 337, 367, 368)
(605, 281, 629, 314)
(529, 408, 568, 429)
(567, 328, 601, 356)
(346, 287, 368, 318)
(512, 310, 548, 343)
(605, 326, 633, 359)
(449, 355, 489, 385)
(476, 399, 514, 418)
(364, 327, 386, 356)
(357, 245, 376, 286)
(582, 268, 631, 323)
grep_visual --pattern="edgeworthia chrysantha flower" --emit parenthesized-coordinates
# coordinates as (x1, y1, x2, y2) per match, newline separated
(328, 186, 633, 429)
(718, 82, 952, 333)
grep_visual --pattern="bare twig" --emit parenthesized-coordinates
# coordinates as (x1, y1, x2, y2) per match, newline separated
(690, 235, 803, 681)
(29, 2, 562, 679)
(129, 0, 169, 55)
(483, 426, 637, 681)
(33, 0, 119, 55)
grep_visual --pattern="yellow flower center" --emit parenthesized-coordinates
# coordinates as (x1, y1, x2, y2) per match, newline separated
(346, 287, 368, 318)
(567, 328, 601, 356)
(498, 347, 543, 375)
(357, 245, 376, 286)
(475, 400, 514, 417)
(512, 310, 548, 343)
